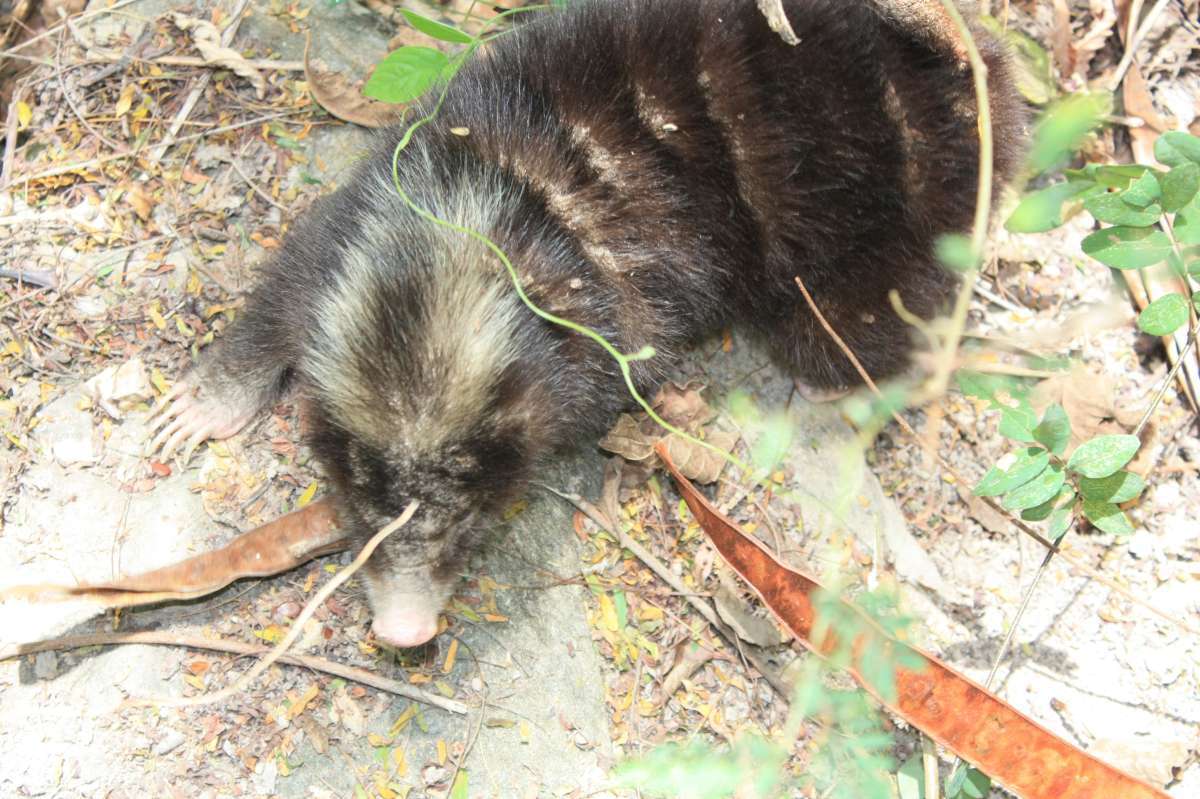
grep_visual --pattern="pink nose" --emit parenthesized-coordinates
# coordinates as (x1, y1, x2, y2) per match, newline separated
(372, 612, 440, 648)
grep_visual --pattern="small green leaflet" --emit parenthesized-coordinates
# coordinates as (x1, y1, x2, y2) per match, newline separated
(1078, 470, 1144, 503)
(1119, 170, 1161, 207)
(1002, 464, 1065, 511)
(1032, 403, 1071, 455)
(363, 46, 452, 104)
(1047, 505, 1074, 540)
(1153, 131, 1200, 168)
(1080, 226, 1172, 270)
(935, 233, 977, 272)
(974, 447, 1049, 497)
(896, 756, 924, 799)
(449, 769, 469, 799)
(1005, 181, 1096, 233)
(1159, 162, 1200, 213)
(1066, 434, 1140, 478)
(1082, 500, 1134, 536)
(1027, 93, 1109, 173)
(1176, 196, 1200, 245)
(1021, 486, 1074, 522)
(1137, 293, 1189, 336)
(945, 765, 991, 799)
(401, 10, 475, 44)
(1082, 192, 1161, 227)
(999, 404, 1039, 442)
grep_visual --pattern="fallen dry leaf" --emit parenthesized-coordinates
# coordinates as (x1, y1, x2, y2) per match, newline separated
(171, 13, 268, 99)
(657, 442, 1169, 799)
(304, 35, 404, 129)
(1, 499, 346, 609)
(600, 383, 738, 484)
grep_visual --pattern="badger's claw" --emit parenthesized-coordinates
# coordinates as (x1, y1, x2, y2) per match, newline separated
(144, 381, 256, 462)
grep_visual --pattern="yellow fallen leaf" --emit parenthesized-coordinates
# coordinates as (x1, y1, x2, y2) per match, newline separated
(150, 368, 170, 395)
(518, 721, 532, 744)
(375, 772, 396, 799)
(598, 594, 619, 632)
(436, 739, 447, 765)
(254, 624, 284, 643)
(297, 481, 318, 508)
(367, 733, 391, 747)
(442, 638, 458, 673)
(184, 674, 206, 691)
(287, 683, 320, 720)
(114, 84, 136, 117)
(389, 705, 416, 736)
(148, 301, 166, 331)
(16, 101, 32, 130)
(392, 746, 408, 776)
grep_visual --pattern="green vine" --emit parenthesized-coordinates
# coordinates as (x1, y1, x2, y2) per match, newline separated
(384, 10, 752, 474)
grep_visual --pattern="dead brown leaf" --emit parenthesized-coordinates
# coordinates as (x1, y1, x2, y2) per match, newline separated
(304, 46, 404, 129)
(600, 386, 738, 485)
(598, 413, 657, 462)
(171, 13, 268, 100)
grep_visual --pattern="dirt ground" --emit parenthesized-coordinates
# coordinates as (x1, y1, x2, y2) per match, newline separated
(0, 1, 1197, 798)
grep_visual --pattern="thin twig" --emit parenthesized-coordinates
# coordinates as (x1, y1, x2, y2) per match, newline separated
(794, 274, 1200, 638)
(147, 0, 252, 165)
(929, 0, 995, 398)
(0, 0, 146, 59)
(1109, 0, 1172, 91)
(0, 628, 467, 714)
(126, 502, 419, 709)
(1, 81, 20, 188)
(229, 158, 287, 211)
(14, 110, 306, 184)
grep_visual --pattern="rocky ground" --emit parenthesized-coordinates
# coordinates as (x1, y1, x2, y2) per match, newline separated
(0, 1, 1197, 797)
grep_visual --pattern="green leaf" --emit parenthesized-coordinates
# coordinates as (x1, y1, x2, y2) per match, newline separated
(1083, 192, 1162, 226)
(1032, 403, 1071, 455)
(1078, 471, 1145, 503)
(447, 769, 468, 799)
(1081, 226, 1172, 269)
(1175, 196, 1200, 245)
(1006, 181, 1096, 233)
(946, 765, 991, 799)
(363, 46, 452, 104)
(1021, 486, 1074, 521)
(1119, 170, 1162, 207)
(1194, 290, 1200, 312)
(1137, 293, 1189, 336)
(1154, 131, 1200, 167)
(1047, 504, 1075, 540)
(896, 756, 925, 799)
(1159, 162, 1200, 213)
(974, 447, 1050, 497)
(1082, 500, 1134, 535)
(999, 404, 1039, 442)
(936, 233, 977, 272)
(1002, 464, 1065, 511)
(401, 9, 475, 44)
(1067, 434, 1140, 478)
(1028, 93, 1110, 173)
(1067, 163, 1151, 190)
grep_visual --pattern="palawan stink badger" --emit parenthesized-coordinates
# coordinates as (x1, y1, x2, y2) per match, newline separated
(149, 0, 1025, 647)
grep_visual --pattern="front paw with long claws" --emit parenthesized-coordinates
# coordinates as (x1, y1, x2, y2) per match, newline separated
(145, 381, 257, 463)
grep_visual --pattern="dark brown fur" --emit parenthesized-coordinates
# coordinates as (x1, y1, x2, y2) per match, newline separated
(154, 0, 1026, 644)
